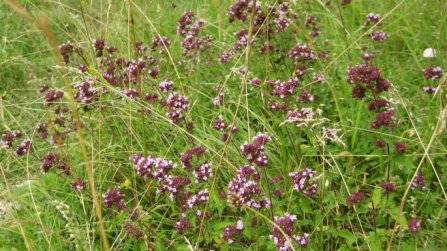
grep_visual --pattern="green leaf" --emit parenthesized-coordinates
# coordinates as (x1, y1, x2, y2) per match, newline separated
(337, 229, 358, 246)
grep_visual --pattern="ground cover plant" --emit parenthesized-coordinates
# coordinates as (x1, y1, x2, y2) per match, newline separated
(1, 0, 446, 250)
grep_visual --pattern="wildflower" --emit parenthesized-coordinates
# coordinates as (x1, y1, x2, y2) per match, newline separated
(1, 130, 23, 149)
(38, 84, 50, 93)
(186, 189, 209, 209)
(13, 139, 32, 156)
(175, 214, 193, 233)
(221, 220, 244, 244)
(44, 89, 65, 105)
(423, 84, 437, 94)
(410, 172, 426, 190)
(370, 31, 389, 42)
(269, 213, 308, 250)
(289, 168, 317, 196)
(346, 63, 390, 99)
(375, 139, 387, 148)
(213, 115, 228, 131)
(144, 93, 159, 103)
(361, 53, 376, 61)
(394, 142, 407, 154)
(364, 13, 382, 26)
(71, 177, 87, 190)
(250, 78, 261, 86)
(346, 191, 365, 206)
(371, 110, 399, 130)
(273, 188, 284, 197)
(192, 161, 213, 184)
(165, 92, 190, 124)
(422, 66, 443, 80)
(368, 99, 389, 111)
(40, 151, 69, 175)
(159, 80, 174, 92)
(407, 217, 421, 234)
(103, 187, 126, 211)
(148, 68, 160, 78)
(380, 181, 395, 195)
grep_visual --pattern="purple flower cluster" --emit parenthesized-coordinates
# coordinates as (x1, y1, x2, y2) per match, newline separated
(346, 191, 365, 206)
(12, 138, 32, 156)
(271, 77, 299, 99)
(361, 53, 376, 61)
(165, 92, 190, 124)
(380, 181, 396, 195)
(103, 187, 126, 211)
(40, 151, 69, 175)
(175, 213, 193, 233)
(71, 177, 87, 190)
(130, 153, 174, 178)
(304, 15, 321, 37)
(1, 130, 23, 149)
(375, 139, 387, 148)
(346, 63, 390, 99)
(72, 79, 105, 109)
(408, 217, 421, 234)
(286, 107, 314, 125)
(288, 43, 317, 66)
(422, 66, 443, 80)
(150, 36, 172, 54)
(221, 220, 244, 244)
(410, 172, 426, 190)
(192, 161, 213, 184)
(180, 146, 207, 171)
(186, 188, 209, 210)
(394, 141, 407, 154)
(37, 84, 49, 93)
(370, 31, 389, 42)
(289, 168, 317, 196)
(269, 213, 309, 250)
(240, 132, 271, 168)
(364, 13, 383, 26)
(227, 165, 271, 209)
(423, 84, 438, 94)
(44, 89, 65, 105)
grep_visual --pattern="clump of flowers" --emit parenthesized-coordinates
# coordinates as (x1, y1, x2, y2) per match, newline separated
(422, 66, 443, 80)
(394, 141, 407, 154)
(221, 220, 244, 244)
(346, 191, 365, 206)
(13, 139, 32, 156)
(164, 92, 190, 124)
(103, 187, 126, 211)
(227, 165, 270, 209)
(410, 172, 426, 190)
(44, 89, 65, 105)
(346, 63, 390, 99)
(375, 139, 387, 148)
(1, 130, 23, 149)
(175, 213, 193, 233)
(370, 31, 389, 42)
(240, 132, 271, 168)
(71, 177, 87, 190)
(192, 161, 213, 184)
(364, 13, 383, 26)
(289, 168, 318, 196)
(408, 217, 421, 234)
(269, 213, 310, 250)
(40, 151, 69, 175)
(380, 181, 396, 195)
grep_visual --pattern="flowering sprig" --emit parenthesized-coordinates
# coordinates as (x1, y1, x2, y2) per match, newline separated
(221, 220, 244, 244)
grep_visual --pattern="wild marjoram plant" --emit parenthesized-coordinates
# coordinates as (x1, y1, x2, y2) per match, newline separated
(2, 0, 446, 250)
